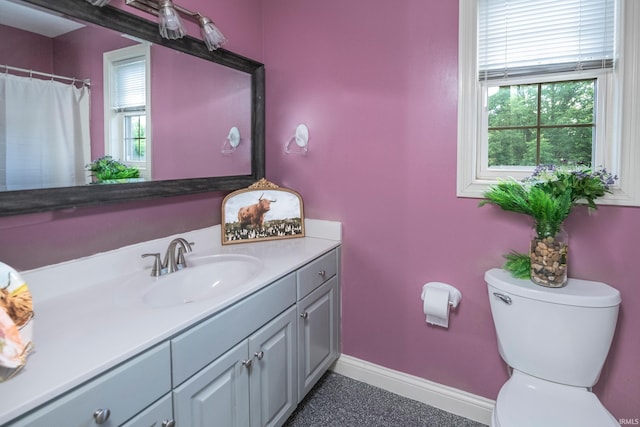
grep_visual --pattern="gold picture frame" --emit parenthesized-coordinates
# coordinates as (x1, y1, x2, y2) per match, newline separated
(221, 179, 305, 245)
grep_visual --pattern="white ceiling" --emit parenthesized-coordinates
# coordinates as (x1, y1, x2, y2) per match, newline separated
(0, 0, 84, 38)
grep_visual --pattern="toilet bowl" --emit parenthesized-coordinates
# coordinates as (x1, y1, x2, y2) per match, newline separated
(485, 269, 621, 427)
(491, 371, 618, 427)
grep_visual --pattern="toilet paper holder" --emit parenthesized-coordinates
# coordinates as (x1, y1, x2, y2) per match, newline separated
(421, 282, 462, 308)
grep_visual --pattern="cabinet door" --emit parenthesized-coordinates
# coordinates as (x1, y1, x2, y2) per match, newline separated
(297, 276, 339, 400)
(248, 306, 298, 427)
(173, 341, 250, 427)
(121, 393, 174, 427)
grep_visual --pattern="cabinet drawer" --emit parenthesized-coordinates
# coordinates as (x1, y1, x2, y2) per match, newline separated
(297, 249, 338, 300)
(10, 343, 171, 427)
(171, 273, 297, 386)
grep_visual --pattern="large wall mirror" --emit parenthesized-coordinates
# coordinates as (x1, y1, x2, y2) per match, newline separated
(0, 0, 265, 216)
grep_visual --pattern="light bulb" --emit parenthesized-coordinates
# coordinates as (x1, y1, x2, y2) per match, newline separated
(158, 0, 185, 40)
(198, 15, 226, 51)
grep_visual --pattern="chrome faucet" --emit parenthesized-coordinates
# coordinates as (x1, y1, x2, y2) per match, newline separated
(163, 238, 194, 274)
(142, 238, 194, 277)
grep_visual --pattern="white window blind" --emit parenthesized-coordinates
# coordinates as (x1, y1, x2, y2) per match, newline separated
(112, 58, 146, 111)
(479, 0, 615, 79)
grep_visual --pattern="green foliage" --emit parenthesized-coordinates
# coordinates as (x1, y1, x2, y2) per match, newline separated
(528, 165, 614, 210)
(527, 186, 572, 237)
(478, 180, 533, 215)
(502, 251, 531, 279)
(480, 164, 616, 239)
(86, 156, 140, 182)
(480, 180, 571, 237)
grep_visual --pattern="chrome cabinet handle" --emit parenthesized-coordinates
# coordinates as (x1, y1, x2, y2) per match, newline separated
(318, 270, 326, 279)
(300, 312, 309, 320)
(161, 420, 176, 427)
(254, 351, 264, 360)
(493, 292, 512, 305)
(93, 408, 111, 424)
(242, 359, 253, 369)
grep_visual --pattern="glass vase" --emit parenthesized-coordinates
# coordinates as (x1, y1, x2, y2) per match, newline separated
(529, 225, 568, 287)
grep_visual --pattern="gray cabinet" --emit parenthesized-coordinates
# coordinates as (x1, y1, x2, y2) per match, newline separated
(170, 274, 297, 386)
(249, 306, 298, 427)
(173, 306, 298, 427)
(7, 248, 340, 427)
(297, 277, 339, 399)
(173, 340, 250, 427)
(9, 343, 171, 427)
(297, 250, 340, 400)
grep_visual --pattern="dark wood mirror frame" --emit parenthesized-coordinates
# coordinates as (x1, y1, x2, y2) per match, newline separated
(0, 0, 265, 217)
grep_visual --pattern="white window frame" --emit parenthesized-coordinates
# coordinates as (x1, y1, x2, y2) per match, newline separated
(457, 0, 640, 206)
(103, 43, 152, 180)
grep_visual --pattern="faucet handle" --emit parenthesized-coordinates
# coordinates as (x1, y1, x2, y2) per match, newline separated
(142, 253, 163, 277)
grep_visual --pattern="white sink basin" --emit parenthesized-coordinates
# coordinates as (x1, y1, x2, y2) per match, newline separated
(115, 254, 263, 308)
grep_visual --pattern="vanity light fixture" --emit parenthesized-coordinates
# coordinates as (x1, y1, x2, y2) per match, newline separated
(126, 0, 227, 50)
(158, 0, 186, 40)
(197, 14, 227, 51)
(84, 0, 111, 6)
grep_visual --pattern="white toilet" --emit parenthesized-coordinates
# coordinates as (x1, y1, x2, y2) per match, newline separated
(485, 268, 621, 427)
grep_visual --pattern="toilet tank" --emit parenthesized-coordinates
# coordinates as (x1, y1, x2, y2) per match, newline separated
(485, 269, 621, 387)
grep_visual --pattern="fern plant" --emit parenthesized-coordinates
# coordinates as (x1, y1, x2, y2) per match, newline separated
(479, 163, 614, 239)
(479, 180, 572, 238)
(502, 251, 531, 279)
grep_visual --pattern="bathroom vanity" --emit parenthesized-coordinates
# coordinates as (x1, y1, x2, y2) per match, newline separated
(0, 221, 341, 426)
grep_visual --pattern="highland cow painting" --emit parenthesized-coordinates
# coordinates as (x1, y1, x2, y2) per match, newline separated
(221, 180, 305, 245)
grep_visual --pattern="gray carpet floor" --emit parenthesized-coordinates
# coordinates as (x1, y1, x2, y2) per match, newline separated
(284, 372, 487, 427)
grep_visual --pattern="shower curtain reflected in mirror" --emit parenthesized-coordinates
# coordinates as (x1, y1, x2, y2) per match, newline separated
(0, 74, 90, 191)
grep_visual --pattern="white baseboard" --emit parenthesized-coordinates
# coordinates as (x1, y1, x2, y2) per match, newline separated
(331, 354, 494, 426)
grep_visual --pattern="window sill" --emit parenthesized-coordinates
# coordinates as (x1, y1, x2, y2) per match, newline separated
(457, 176, 638, 208)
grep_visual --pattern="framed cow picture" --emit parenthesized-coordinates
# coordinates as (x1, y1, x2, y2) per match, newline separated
(221, 179, 305, 245)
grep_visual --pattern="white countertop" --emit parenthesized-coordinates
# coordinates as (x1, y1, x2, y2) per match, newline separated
(0, 220, 341, 424)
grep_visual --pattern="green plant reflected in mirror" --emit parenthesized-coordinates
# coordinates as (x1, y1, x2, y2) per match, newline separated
(86, 156, 142, 184)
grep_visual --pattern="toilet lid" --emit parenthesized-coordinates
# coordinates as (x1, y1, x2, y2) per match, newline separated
(494, 371, 619, 427)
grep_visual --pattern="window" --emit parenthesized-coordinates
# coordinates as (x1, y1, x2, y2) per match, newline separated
(457, 0, 640, 206)
(486, 78, 596, 167)
(103, 44, 151, 180)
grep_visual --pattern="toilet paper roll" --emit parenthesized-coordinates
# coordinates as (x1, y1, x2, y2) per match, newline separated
(422, 286, 451, 328)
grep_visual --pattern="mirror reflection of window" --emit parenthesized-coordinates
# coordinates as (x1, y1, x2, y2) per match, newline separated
(103, 43, 151, 180)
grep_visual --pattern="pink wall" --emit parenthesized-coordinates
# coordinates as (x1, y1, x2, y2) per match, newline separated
(1, 0, 638, 420)
(0, 0, 263, 270)
(262, 0, 639, 419)
(0, 24, 53, 72)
